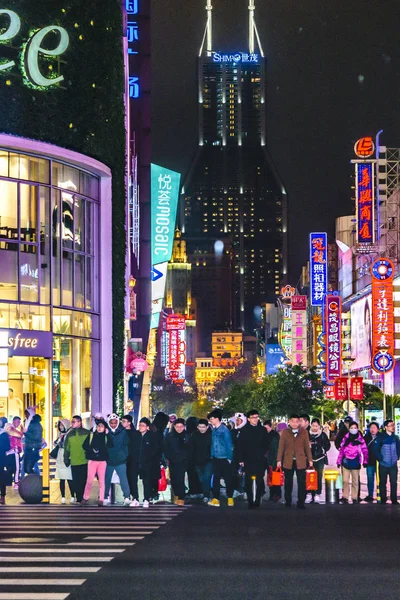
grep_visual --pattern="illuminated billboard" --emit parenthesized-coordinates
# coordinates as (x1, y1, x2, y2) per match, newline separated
(325, 295, 342, 381)
(371, 258, 395, 373)
(350, 295, 372, 371)
(356, 162, 375, 245)
(266, 344, 285, 375)
(310, 233, 327, 306)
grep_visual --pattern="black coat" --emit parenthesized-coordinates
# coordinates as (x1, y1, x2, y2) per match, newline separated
(364, 431, 379, 466)
(310, 430, 330, 462)
(266, 429, 280, 468)
(237, 423, 269, 470)
(0, 432, 12, 486)
(187, 429, 212, 466)
(164, 429, 189, 464)
(83, 431, 114, 461)
(130, 430, 159, 472)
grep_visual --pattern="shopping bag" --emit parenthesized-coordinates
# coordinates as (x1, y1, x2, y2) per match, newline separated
(268, 467, 284, 487)
(158, 466, 167, 492)
(306, 468, 318, 491)
(335, 473, 343, 490)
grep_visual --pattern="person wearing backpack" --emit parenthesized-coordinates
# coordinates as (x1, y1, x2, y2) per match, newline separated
(306, 418, 331, 504)
(337, 422, 368, 504)
(81, 420, 113, 506)
(374, 419, 400, 505)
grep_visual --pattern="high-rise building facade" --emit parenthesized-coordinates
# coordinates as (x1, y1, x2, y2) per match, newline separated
(182, 1, 287, 343)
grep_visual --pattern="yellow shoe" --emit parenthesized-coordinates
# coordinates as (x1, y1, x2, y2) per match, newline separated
(208, 498, 220, 507)
(177, 499, 184, 506)
(227, 497, 234, 507)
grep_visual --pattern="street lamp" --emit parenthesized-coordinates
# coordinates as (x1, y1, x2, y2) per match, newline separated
(343, 357, 355, 416)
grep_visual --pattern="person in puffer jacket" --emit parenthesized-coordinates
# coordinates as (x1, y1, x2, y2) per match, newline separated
(374, 419, 400, 505)
(337, 422, 368, 504)
(23, 407, 43, 475)
(104, 414, 131, 506)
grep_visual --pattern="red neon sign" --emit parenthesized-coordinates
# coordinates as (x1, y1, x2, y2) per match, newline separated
(325, 295, 342, 381)
(166, 315, 186, 331)
(371, 259, 394, 374)
(356, 163, 374, 244)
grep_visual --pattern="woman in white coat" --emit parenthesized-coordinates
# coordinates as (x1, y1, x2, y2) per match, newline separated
(54, 419, 74, 503)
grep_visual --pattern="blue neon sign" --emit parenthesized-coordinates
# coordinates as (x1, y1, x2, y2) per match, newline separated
(212, 52, 259, 64)
(310, 232, 328, 307)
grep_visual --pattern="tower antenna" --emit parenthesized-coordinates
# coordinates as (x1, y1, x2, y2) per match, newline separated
(200, 1, 213, 56)
(249, 0, 255, 54)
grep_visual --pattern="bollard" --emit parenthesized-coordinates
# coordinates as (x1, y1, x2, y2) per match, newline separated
(42, 448, 50, 504)
(324, 469, 340, 504)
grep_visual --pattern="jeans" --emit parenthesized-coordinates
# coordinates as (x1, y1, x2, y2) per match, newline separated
(24, 448, 40, 475)
(84, 460, 107, 502)
(71, 464, 88, 502)
(379, 464, 398, 503)
(196, 462, 213, 498)
(283, 462, 306, 506)
(212, 458, 234, 500)
(366, 465, 376, 498)
(105, 463, 131, 500)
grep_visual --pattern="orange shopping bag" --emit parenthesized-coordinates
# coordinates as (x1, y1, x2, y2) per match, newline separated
(306, 468, 318, 491)
(267, 467, 284, 487)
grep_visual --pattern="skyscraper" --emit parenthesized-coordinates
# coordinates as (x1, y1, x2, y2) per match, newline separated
(182, 0, 287, 349)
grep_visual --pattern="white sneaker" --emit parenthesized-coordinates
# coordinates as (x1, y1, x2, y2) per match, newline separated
(70, 497, 75, 504)
(143, 500, 149, 508)
(305, 494, 313, 504)
(232, 490, 242, 499)
(103, 498, 110, 505)
(124, 498, 131, 506)
(314, 495, 323, 504)
(130, 499, 140, 507)
(61, 497, 66, 504)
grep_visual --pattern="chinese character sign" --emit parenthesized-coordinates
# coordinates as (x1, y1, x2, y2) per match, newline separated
(356, 162, 375, 244)
(371, 258, 395, 374)
(279, 303, 292, 360)
(291, 296, 308, 366)
(310, 233, 327, 306)
(350, 377, 364, 400)
(324, 385, 335, 400)
(334, 377, 348, 401)
(325, 295, 342, 381)
(166, 315, 186, 331)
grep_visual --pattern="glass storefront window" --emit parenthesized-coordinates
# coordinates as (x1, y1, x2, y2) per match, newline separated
(75, 254, 85, 309)
(52, 308, 96, 339)
(52, 162, 80, 193)
(61, 191, 74, 251)
(0, 180, 17, 232)
(0, 303, 50, 330)
(20, 250, 39, 303)
(0, 249, 18, 301)
(62, 251, 73, 307)
(0, 151, 8, 177)
(20, 184, 38, 243)
(39, 187, 50, 304)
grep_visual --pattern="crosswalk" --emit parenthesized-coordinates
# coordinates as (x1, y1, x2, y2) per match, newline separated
(0, 503, 186, 600)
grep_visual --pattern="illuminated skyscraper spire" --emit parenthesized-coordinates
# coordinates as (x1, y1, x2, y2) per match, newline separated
(199, 1, 213, 56)
(249, 0, 264, 57)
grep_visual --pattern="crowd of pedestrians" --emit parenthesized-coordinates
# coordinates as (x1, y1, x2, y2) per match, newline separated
(0, 407, 399, 508)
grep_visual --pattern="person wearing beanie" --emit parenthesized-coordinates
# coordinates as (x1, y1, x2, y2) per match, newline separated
(150, 412, 170, 501)
(207, 409, 234, 507)
(164, 418, 189, 506)
(237, 410, 269, 509)
(104, 414, 131, 506)
(129, 417, 158, 508)
(187, 419, 212, 504)
(82, 420, 114, 506)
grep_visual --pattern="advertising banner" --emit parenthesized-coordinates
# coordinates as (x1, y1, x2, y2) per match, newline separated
(291, 299, 307, 366)
(350, 295, 372, 371)
(325, 295, 342, 381)
(1, 329, 53, 358)
(334, 377, 348, 401)
(371, 259, 395, 374)
(266, 344, 285, 375)
(324, 385, 335, 400)
(310, 233, 328, 307)
(356, 162, 375, 244)
(52, 360, 61, 417)
(350, 377, 364, 400)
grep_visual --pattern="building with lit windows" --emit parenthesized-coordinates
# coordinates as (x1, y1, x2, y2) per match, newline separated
(195, 357, 235, 398)
(182, 1, 288, 341)
(0, 2, 126, 441)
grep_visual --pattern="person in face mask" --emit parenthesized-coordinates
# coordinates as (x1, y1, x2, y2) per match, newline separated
(277, 414, 313, 508)
(337, 422, 368, 504)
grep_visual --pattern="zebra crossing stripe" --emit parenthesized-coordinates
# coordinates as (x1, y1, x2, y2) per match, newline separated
(0, 595, 69, 600)
(0, 579, 86, 585)
(0, 548, 125, 553)
(0, 567, 100, 573)
(0, 557, 113, 562)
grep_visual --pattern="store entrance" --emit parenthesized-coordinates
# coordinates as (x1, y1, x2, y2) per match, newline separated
(5, 356, 50, 442)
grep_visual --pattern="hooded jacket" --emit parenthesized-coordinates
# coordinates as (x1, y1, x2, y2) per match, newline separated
(64, 426, 90, 467)
(187, 428, 212, 466)
(106, 417, 129, 466)
(24, 414, 43, 450)
(337, 432, 368, 468)
(83, 430, 114, 461)
(55, 419, 71, 449)
(164, 428, 189, 464)
(211, 423, 233, 461)
(374, 432, 400, 467)
(237, 422, 269, 469)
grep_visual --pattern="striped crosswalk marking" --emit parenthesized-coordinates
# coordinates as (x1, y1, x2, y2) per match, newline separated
(0, 504, 187, 599)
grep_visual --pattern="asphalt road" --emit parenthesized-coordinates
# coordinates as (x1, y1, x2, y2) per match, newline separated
(68, 499, 400, 600)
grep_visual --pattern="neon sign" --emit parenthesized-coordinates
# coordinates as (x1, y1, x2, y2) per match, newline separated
(354, 137, 375, 159)
(371, 258, 395, 374)
(325, 295, 342, 381)
(0, 10, 69, 89)
(212, 52, 259, 64)
(291, 296, 307, 366)
(310, 233, 327, 306)
(356, 163, 374, 244)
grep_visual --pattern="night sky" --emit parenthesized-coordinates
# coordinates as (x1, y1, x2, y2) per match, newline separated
(152, 0, 400, 282)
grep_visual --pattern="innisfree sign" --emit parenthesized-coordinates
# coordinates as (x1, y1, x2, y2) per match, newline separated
(0, 9, 69, 89)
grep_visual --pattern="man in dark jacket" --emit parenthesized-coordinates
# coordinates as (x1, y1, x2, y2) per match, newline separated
(306, 418, 330, 504)
(374, 420, 400, 505)
(237, 410, 269, 508)
(164, 418, 189, 505)
(150, 412, 169, 501)
(23, 407, 43, 474)
(187, 419, 212, 503)
(104, 414, 131, 505)
(363, 421, 380, 502)
(129, 417, 158, 507)
(264, 420, 281, 502)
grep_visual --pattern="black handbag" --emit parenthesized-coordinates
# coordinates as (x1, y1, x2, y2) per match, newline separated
(49, 445, 59, 459)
